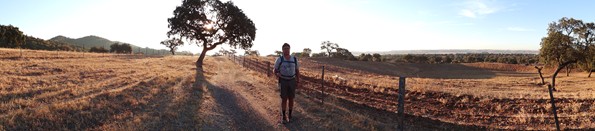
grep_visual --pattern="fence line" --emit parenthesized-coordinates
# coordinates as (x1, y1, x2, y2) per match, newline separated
(230, 55, 407, 129)
(230, 55, 595, 130)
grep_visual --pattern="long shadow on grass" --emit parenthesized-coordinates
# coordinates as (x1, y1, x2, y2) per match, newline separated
(194, 68, 275, 130)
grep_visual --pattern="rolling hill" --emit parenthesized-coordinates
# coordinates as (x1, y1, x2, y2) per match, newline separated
(49, 35, 113, 49)
(49, 35, 193, 55)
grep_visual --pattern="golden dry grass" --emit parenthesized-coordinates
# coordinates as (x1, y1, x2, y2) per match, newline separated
(0, 48, 201, 130)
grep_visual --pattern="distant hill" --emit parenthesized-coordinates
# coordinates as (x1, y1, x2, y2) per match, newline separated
(49, 35, 115, 49)
(48, 35, 192, 55)
(354, 49, 539, 55)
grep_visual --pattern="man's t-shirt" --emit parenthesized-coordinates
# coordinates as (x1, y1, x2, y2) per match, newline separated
(274, 55, 299, 79)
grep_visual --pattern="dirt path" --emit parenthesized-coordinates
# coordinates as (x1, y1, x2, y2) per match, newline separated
(198, 57, 443, 130)
(195, 57, 494, 130)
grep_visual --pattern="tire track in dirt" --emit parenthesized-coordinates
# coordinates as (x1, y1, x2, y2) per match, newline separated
(203, 57, 443, 130)
(0, 74, 160, 118)
(197, 57, 276, 130)
(0, 58, 180, 115)
(0, 71, 185, 130)
(0, 71, 151, 113)
(99, 74, 202, 130)
(0, 68, 139, 102)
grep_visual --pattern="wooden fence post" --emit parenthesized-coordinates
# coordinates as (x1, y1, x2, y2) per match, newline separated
(548, 85, 561, 131)
(398, 77, 406, 131)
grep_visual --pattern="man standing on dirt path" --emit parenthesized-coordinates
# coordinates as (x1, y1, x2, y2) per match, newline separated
(274, 43, 300, 124)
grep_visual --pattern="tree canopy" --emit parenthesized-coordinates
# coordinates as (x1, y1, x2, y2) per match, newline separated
(539, 17, 595, 90)
(167, 0, 256, 69)
(0, 25, 26, 48)
(320, 41, 339, 57)
(160, 38, 184, 55)
(110, 42, 132, 54)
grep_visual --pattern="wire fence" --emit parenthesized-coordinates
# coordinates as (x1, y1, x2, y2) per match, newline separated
(228, 55, 595, 130)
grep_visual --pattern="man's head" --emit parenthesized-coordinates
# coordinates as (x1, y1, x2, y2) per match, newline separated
(282, 43, 290, 56)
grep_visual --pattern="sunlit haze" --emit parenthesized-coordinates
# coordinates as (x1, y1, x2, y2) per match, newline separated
(2, 0, 595, 55)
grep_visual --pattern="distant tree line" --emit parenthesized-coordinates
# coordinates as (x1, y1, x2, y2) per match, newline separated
(279, 40, 539, 65)
(381, 54, 539, 64)
(89, 47, 109, 53)
(1, 24, 82, 51)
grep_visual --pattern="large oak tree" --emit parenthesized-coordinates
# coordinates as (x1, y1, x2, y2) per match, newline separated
(540, 17, 595, 90)
(167, 0, 256, 70)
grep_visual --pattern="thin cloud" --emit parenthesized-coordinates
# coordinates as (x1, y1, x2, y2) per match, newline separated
(458, 0, 501, 18)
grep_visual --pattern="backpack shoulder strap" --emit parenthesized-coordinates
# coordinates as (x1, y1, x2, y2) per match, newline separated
(277, 56, 284, 70)
(293, 56, 297, 67)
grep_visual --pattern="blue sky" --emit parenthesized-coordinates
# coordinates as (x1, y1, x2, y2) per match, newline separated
(1, 0, 595, 55)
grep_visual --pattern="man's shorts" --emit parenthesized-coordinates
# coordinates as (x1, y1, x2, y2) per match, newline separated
(279, 78, 297, 99)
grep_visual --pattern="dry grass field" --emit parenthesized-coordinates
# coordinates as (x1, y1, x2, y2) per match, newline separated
(250, 56, 595, 130)
(2, 47, 594, 130)
(0, 48, 199, 130)
(3, 48, 443, 130)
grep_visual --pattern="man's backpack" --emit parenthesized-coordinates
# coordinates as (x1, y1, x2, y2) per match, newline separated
(276, 56, 298, 78)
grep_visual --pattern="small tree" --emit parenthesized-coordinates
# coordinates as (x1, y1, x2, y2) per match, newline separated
(311, 52, 327, 57)
(302, 48, 312, 57)
(160, 38, 184, 55)
(291, 52, 302, 57)
(110, 42, 132, 54)
(244, 49, 259, 56)
(320, 41, 339, 57)
(229, 49, 237, 56)
(121, 43, 132, 54)
(332, 48, 356, 60)
(372, 53, 381, 62)
(110, 43, 120, 53)
(274, 50, 282, 56)
(358, 53, 372, 61)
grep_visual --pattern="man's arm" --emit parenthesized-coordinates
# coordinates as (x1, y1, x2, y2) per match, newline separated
(296, 69, 300, 84)
(273, 58, 281, 78)
(295, 59, 300, 87)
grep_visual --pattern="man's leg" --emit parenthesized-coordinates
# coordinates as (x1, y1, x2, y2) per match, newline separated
(288, 79, 296, 121)
(280, 80, 288, 122)
(288, 97, 293, 120)
(282, 97, 287, 121)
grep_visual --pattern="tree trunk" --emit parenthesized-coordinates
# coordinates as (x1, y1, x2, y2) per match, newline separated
(535, 66, 545, 85)
(194, 47, 209, 88)
(589, 69, 593, 78)
(551, 61, 577, 91)
(196, 47, 208, 70)
(171, 50, 175, 55)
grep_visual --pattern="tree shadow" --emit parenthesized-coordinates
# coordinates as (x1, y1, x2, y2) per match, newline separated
(193, 68, 275, 130)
